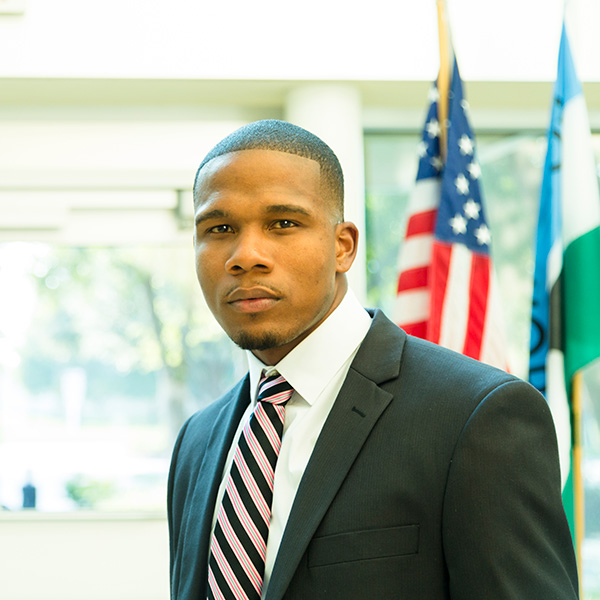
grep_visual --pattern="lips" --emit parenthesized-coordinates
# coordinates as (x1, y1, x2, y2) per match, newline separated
(226, 286, 281, 314)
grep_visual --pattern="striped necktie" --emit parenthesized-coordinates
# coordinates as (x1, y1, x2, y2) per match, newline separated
(208, 372, 294, 600)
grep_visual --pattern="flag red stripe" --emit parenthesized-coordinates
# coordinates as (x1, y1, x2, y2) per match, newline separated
(428, 242, 452, 344)
(406, 209, 437, 237)
(463, 253, 490, 359)
(397, 266, 429, 292)
(401, 321, 428, 338)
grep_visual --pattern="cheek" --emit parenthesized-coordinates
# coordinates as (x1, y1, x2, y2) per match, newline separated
(290, 245, 337, 288)
(194, 246, 220, 290)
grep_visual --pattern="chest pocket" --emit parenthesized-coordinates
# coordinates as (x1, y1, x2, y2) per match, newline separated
(307, 524, 419, 568)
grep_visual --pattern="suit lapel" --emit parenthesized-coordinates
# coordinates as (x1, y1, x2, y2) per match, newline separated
(265, 311, 407, 600)
(176, 376, 251, 599)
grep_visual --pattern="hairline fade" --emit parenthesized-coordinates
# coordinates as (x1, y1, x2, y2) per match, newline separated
(193, 119, 344, 220)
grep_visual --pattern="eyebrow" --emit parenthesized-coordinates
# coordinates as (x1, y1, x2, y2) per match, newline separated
(195, 204, 312, 226)
(195, 209, 229, 226)
(264, 204, 312, 217)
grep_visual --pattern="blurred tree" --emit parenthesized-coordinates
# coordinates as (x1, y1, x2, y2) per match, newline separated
(65, 474, 114, 509)
(19, 245, 244, 444)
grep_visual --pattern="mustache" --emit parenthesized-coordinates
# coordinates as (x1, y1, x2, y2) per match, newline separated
(224, 283, 283, 300)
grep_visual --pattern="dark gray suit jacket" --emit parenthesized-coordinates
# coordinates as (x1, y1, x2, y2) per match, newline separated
(168, 310, 578, 599)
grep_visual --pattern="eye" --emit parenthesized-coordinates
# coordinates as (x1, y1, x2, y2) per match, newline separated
(271, 219, 298, 230)
(208, 224, 234, 234)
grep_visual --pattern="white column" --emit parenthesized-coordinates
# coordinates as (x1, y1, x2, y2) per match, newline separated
(284, 85, 367, 304)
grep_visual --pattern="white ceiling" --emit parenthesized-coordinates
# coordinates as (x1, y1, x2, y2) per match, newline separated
(0, 0, 595, 82)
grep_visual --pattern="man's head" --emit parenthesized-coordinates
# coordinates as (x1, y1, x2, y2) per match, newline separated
(193, 119, 344, 222)
(193, 120, 358, 365)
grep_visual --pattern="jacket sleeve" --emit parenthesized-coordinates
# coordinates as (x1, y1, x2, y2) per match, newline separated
(442, 379, 579, 600)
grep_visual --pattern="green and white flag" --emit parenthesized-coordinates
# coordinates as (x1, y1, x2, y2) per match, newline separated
(529, 23, 600, 545)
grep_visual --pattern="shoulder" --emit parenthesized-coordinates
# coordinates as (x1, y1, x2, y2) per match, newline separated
(168, 375, 249, 508)
(404, 333, 544, 419)
(361, 309, 545, 427)
(182, 375, 248, 436)
(403, 333, 515, 390)
(171, 375, 249, 466)
(363, 308, 517, 391)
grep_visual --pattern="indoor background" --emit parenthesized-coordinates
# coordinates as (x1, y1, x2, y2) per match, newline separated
(1, 1, 599, 598)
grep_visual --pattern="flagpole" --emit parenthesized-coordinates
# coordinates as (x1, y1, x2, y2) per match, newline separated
(571, 370, 584, 579)
(436, 0, 452, 160)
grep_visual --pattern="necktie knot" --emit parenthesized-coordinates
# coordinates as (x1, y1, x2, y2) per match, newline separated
(256, 373, 294, 406)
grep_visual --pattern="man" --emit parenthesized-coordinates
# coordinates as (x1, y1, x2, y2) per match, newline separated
(168, 119, 578, 599)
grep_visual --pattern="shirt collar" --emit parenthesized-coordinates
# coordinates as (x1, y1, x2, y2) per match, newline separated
(246, 288, 372, 406)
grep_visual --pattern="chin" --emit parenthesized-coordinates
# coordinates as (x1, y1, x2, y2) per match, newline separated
(232, 330, 285, 352)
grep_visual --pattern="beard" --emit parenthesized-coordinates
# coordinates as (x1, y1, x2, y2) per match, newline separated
(233, 330, 286, 351)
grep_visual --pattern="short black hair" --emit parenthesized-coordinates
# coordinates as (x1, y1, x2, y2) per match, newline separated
(193, 119, 344, 219)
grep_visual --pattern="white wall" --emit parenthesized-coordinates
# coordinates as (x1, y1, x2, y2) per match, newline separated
(0, 513, 169, 600)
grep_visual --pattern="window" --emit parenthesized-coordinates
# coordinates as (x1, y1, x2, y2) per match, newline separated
(364, 131, 547, 375)
(0, 197, 246, 512)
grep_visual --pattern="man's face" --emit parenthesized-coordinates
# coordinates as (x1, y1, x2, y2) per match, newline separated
(193, 149, 356, 365)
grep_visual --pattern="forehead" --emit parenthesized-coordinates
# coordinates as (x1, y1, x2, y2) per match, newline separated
(194, 149, 322, 205)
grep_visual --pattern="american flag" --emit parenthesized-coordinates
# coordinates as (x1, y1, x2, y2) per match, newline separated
(394, 58, 508, 370)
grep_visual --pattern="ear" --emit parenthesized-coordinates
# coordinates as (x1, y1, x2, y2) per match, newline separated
(334, 221, 359, 273)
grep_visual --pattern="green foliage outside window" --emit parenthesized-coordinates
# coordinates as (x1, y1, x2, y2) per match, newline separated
(0, 243, 245, 511)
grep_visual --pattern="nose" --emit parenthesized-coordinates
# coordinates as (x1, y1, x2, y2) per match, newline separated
(225, 230, 274, 274)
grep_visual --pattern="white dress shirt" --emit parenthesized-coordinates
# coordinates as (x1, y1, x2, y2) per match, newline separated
(209, 288, 372, 597)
